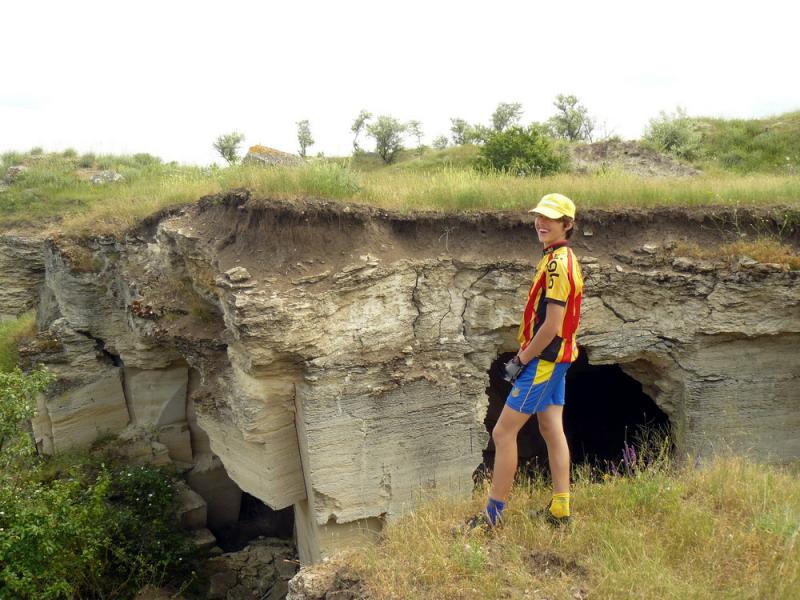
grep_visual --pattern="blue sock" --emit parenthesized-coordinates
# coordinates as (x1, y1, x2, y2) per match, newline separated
(485, 497, 506, 526)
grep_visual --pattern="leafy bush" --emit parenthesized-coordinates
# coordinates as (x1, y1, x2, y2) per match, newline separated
(432, 135, 449, 150)
(78, 153, 96, 168)
(643, 107, 701, 160)
(0, 459, 195, 599)
(1, 151, 25, 169)
(0, 366, 51, 460)
(0, 363, 194, 598)
(477, 125, 568, 176)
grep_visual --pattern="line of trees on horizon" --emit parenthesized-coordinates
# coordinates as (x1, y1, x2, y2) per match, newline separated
(211, 96, 709, 173)
(212, 94, 600, 166)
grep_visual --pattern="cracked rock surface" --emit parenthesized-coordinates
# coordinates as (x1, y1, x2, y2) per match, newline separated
(6, 195, 800, 564)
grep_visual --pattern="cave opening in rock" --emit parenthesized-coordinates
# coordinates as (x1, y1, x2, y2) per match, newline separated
(479, 348, 671, 479)
(213, 493, 295, 552)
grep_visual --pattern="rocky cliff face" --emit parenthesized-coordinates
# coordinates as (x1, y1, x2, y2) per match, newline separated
(0, 232, 44, 319)
(4, 193, 799, 564)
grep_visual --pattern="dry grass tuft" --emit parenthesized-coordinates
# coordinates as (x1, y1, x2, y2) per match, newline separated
(0, 312, 37, 372)
(344, 454, 800, 599)
(676, 239, 800, 269)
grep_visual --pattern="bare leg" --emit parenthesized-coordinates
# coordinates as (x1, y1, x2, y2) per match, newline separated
(537, 405, 570, 493)
(489, 405, 532, 501)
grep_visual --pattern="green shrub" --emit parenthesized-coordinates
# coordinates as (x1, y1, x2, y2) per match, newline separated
(0, 457, 195, 599)
(78, 153, 96, 168)
(1, 151, 26, 169)
(643, 107, 701, 160)
(0, 366, 51, 460)
(0, 363, 194, 598)
(477, 125, 568, 176)
(132, 153, 161, 167)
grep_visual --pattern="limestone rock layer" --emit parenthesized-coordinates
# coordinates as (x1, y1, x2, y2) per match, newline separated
(10, 195, 800, 563)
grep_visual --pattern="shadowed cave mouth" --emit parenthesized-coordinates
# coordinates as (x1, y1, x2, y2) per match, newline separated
(477, 349, 671, 481)
(213, 493, 294, 553)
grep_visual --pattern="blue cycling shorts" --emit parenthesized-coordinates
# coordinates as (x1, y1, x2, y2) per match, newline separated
(505, 358, 571, 415)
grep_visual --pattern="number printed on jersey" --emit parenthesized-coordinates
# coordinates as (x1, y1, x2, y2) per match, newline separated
(547, 259, 559, 289)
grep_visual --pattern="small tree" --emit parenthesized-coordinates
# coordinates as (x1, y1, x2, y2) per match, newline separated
(296, 120, 314, 158)
(491, 102, 523, 132)
(477, 125, 567, 176)
(450, 118, 470, 145)
(213, 131, 245, 165)
(470, 124, 492, 144)
(367, 115, 406, 164)
(450, 118, 486, 145)
(643, 106, 701, 160)
(547, 94, 595, 142)
(432, 135, 449, 150)
(351, 110, 372, 152)
(407, 120, 425, 156)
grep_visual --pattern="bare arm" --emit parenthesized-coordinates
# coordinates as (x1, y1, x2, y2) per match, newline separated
(518, 302, 565, 364)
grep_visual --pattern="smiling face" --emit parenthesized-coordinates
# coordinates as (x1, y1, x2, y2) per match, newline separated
(535, 214, 571, 247)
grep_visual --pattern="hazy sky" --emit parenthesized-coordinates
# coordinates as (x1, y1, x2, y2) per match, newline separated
(2, 0, 798, 165)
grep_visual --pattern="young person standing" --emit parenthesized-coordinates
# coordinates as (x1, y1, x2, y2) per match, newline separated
(475, 193, 584, 528)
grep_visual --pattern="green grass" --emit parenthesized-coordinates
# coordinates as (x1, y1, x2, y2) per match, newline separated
(0, 312, 35, 372)
(692, 111, 800, 174)
(1, 141, 799, 236)
(339, 145, 482, 173)
(342, 454, 800, 599)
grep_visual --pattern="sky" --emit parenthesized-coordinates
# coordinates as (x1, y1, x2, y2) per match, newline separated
(2, 0, 799, 165)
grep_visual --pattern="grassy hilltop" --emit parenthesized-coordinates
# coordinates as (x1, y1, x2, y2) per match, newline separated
(0, 111, 799, 236)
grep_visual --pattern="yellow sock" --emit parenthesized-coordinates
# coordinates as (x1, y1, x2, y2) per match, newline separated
(549, 492, 570, 518)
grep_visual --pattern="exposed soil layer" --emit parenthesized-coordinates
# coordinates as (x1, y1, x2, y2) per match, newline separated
(154, 191, 800, 287)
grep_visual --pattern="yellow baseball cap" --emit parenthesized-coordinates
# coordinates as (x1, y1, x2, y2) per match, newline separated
(529, 193, 576, 219)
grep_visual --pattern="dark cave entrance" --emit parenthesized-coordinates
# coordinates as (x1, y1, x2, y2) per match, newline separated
(211, 493, 295, 553)
(479, 348, 671, 478)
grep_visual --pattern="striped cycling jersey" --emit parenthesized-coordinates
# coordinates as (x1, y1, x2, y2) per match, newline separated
(517, 241, 584, 363)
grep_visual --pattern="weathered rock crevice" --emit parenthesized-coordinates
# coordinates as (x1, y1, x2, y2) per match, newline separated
(3, 196, 798, 565)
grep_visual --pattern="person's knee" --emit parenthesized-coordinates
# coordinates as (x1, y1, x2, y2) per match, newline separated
(492, 422, 515, 447)
(538, 413, 563, 441)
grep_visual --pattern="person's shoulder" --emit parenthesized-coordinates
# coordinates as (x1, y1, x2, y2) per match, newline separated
(551, 245, 572, 263)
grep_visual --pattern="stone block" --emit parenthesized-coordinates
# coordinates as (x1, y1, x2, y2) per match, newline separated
(116, 435, 173, 466)
(156, 421, 193, 464)
(186, 458, 243, 529)
(124, 366, 188, 426)
(48, 369, 130, 453)
(190, 527, 217, 552)
(197, 414, 305, 512)
(176, 481, 207, 530)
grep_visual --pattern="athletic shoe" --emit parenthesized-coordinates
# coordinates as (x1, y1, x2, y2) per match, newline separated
(530, 505, 571, 527)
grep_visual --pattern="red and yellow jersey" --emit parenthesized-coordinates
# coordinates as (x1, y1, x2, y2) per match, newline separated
(517, 241, 584, 363)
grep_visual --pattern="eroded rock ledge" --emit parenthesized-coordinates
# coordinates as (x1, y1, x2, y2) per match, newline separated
(6, 193, 799, 564)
